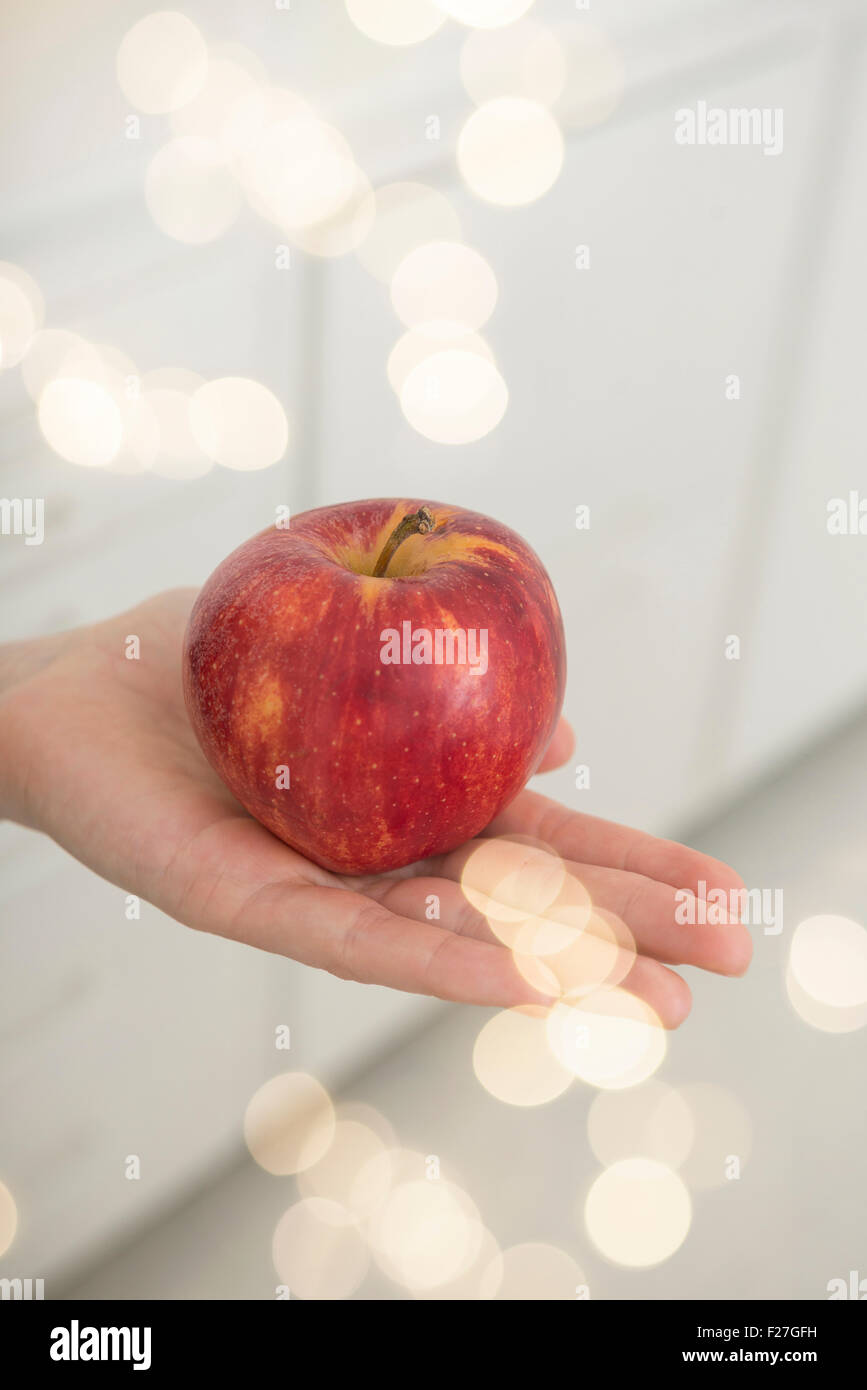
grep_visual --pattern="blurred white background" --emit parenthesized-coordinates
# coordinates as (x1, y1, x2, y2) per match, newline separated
(1, 0, 866, 1298)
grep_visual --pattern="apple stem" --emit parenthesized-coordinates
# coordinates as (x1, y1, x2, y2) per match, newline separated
(372, 506, 435, 577)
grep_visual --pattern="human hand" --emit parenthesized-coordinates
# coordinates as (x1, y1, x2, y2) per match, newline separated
(0, 590, 751, 1024)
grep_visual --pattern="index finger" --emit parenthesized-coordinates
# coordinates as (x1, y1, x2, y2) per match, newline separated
(485, 788, 744, 896)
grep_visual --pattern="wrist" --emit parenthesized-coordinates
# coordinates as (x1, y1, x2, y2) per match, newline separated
(0, 631, 74, 824)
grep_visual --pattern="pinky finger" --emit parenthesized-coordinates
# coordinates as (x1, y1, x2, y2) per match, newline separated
(615, 955, 693, 1029)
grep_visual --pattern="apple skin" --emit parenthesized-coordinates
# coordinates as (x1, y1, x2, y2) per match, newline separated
(183, 498, 566, 875)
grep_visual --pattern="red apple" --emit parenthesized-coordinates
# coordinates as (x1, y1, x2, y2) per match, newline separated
(183, 498, 566, 874)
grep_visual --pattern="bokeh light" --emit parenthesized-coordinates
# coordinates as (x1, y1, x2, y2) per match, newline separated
(584, 1158, 692, 1268)
(37, 337, 108, 385)
(355, 182, 462, 283)
(109, 397, 158, 477)
(555, 22, 625, 130)
(512, 905, 636, 997)
(433, 0, 537, 29)
(0, 1180, 17, 1257)
(93, 342, 138, 382)
(387, 322, 494, 395)
(345, 0, 446, 46)
(390, 240, 498, 330)
(38, 377, 123, 468)
(26, 337, 165, 474)
(189, 377, 289, 471)
(140, 385, 212, 479)
(546, 987, 667, 1089)
(272, 1197, 369, 1299)
(290, 168, 375, 258)
(511, 881, 598, 959)
(354, 1142, 426, 1200)
(786, 967, 867, 1034)
(473, 1005, 573, 1106)
(789, 914, 867, 1011)
(459, 836, 571, 949)
(457, 97, 564, 205)
(116, 12, 208, 115)
(369, 1176, 484, 1290)
(241, 116, 358, 231)
(460, 20, 566, 106)
(482, 1242, 586, 1299)
(145, 136, 242, 244)
(411, 1227, 502, 1300)
(72, 347, 153, 476)
(297, 1119, 392, 1221)
(20, 328, 85, 399)
(170, 52, 263, 156)
(223, 86, 314, 169)
(400, 349, 507, 444)
(0, 262, 44, 370)
(587, 1081, 695, 1169)
(335, 1100, 398, 1150)
(244, 1073, 335, 1176)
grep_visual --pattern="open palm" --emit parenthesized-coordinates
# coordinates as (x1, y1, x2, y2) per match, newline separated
(0, 589, 751, 1025)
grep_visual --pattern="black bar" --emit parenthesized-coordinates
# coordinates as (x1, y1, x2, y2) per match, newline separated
(1, 1297, 862, 1375)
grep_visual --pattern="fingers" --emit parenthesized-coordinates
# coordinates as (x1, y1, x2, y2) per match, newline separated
(301, 878, 693, 1025)
(544, 862, 753, 978)
(486, 787, 744, 897)
(358, 876, 693, 1026)
(364, 874, 501, 945)
(194, 794, 737, 1021)
(535, 717, 575, 773)
(362, 873, 694, 1028)
(417, 833, 752, 979)
(234, 880, 555, 1009)
(223, 855, 696, 1025)
(616, 955, 693, 1029)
